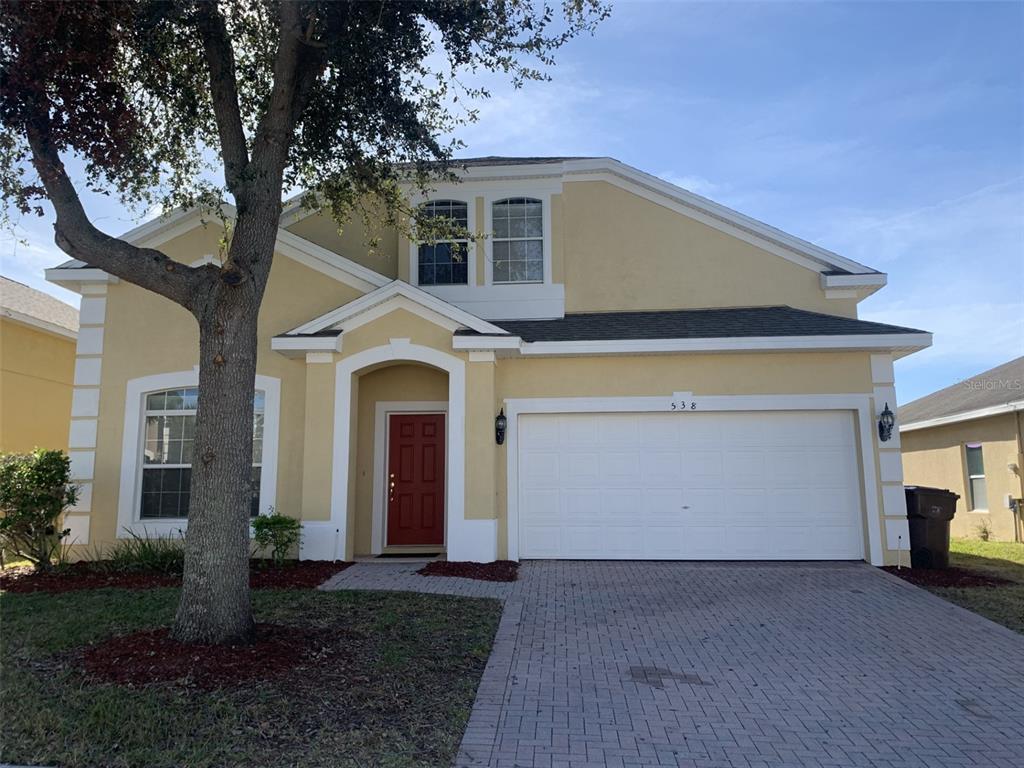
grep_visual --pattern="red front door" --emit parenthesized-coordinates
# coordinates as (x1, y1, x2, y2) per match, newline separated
(386, 413, 445, 546)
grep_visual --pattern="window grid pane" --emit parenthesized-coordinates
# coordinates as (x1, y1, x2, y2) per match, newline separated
(418, 200, 469, 286)
(140, 389, 265, 520)
(492, 197, 543, 284)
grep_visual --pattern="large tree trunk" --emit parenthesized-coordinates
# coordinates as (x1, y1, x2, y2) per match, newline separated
(170, 217, 272, 645)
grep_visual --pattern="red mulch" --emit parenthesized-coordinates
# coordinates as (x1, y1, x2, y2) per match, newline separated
(81, 623, 331, 688)
(882, 566, 1013, 588)
(418, 560, 519, 582)
(0, 560, 352, 594)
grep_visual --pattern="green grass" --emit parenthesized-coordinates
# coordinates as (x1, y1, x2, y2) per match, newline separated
(927, 538, 1024, 633)
(0, 587, 502, 768)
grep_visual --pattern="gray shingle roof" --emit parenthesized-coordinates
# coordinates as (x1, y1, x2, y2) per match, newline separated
(455, 306, 927, 343)
(900, 357, 1024, 425)
(0, 276, 79, 333)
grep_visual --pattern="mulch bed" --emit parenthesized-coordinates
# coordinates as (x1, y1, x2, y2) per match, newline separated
(0, 560, 352, 594)
(882, 566, 1013, 588)
(80, 623, 332, 689)
(418, 559, 519, 582)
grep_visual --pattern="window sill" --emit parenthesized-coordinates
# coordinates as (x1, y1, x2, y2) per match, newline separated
(967, 509, 990, 514)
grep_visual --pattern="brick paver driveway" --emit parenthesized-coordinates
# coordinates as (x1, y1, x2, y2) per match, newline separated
(456, 561, 1024, 768)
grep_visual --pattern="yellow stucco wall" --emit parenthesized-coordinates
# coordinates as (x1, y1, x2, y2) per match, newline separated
(84, 224, 364, 548)
(0, 319, 76, 453)
(285, 210, 399, 279)
(901, 413, 1024, 541)
(560, 180, 858, 317)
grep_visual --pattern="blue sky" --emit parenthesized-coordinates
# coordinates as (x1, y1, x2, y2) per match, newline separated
(2, 1, 1021, 404)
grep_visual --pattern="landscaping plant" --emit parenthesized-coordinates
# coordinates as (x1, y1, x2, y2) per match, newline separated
(0, 450, 78, 572)
(105, 529, 186, 574)
(251, 511, 300, 567)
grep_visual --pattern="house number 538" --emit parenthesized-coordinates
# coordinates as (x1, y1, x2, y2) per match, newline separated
(670, 401, 697, 411)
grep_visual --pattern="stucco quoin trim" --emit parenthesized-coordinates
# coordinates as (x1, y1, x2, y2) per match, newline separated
(330, 340, 493, 561)
(116, 370, 281, 538)
(503, 394, 884, 566)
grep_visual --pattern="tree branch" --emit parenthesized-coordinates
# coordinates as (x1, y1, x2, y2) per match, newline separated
(26, 120, 203, 308)
(195, 2, 250, 198)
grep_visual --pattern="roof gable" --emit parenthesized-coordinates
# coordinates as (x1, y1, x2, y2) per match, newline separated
(900, 356, 1024, 427)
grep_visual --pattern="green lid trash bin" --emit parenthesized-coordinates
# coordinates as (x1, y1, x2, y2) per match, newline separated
(904, 486, 960, 569)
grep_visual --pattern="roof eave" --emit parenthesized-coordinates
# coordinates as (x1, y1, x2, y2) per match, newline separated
(900, 400, 1024, 433)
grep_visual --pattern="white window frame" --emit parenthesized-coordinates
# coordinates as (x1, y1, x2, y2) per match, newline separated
(964, 442, 988, 512)
(487, 196, 547, 285)
(483, 188, 555, 287)
(117, 370, 280, 538)
(408, 195, 476, 288)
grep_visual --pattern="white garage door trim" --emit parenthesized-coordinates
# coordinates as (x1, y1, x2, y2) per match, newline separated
(505, 394, 882, 565)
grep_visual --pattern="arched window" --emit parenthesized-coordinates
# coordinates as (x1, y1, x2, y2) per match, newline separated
(140, 388, 265, 519)
(492, 197, 543, 283)
(417, 200, 469, 286)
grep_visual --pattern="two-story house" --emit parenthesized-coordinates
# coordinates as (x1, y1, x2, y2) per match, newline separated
(47, 157, 930, 565)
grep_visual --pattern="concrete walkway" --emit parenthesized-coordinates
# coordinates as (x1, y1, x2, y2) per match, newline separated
(325, 560, 1024, 768)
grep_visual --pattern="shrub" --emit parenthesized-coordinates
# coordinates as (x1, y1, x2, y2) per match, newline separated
(976, 518, 993, 542)
(105, 529, 185, 574)
(251, 510, 301, 566)
(0, 450, 78, 571)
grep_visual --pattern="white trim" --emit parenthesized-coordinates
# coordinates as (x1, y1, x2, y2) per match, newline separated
(270, 334, 342, 357)
(274, 228, 390, 292)
(453, 332, 932, 358)
(63, 514, 91, 547)
(482, 190, 556, 287)
(78, 296, 106, 325)
(425, 283, 565, 321)
(121, 205, 236, 249)
(0, 307, 78, 340)
(870, 353, 895, 385)
(407, 193, 478, 290)
(287, 280, 506, 337)
(821, 273, 887, 291)
(68, 419, 98, 449)
(76, 327, 104, 355)
(45, 264, 120, 286)
(468, 350, 496, 363)
(371, 401, 448, 555)
(305, 351, 335, 364)
(116, 370, 280, 538)
(73, 358, 102, 386)
(900, 400, 1024, 432)
(71, 389, 100, 418)
(332, 343, 472, 560)
(503, 393, 884, 566)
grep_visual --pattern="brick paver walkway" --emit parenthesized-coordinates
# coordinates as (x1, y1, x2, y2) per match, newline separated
(325, 560, 1024, 768)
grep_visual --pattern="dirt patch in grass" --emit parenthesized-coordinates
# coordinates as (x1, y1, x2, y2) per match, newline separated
(418, 559, 519, 582)
(882, 565, 1012, 589)
(0, 560, 351, 594)
(80, 623, 331, 689)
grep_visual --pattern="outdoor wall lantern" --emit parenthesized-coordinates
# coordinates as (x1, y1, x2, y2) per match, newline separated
(495, 408, 507, 445)
(878, 403, 896, 442)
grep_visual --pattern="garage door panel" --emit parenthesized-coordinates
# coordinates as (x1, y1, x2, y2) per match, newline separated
(518, 411, 864, 560)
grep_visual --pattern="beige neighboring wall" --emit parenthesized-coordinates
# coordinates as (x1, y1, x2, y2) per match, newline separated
(84, 224, 365, 550)
(352, 363, 448, 556)
(902, 412, 1024, 541)
(560, 180, 858, 317)
(285, 210, 399, 279)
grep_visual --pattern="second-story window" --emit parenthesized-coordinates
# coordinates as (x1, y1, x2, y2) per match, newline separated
(492, 197, 543, 283)
(418, 200, 469, 286)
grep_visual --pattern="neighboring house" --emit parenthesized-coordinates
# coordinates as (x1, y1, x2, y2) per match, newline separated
(46, 156, 931, 565)
(900, 357, 1024, 542)
(0, 276, 79, 453)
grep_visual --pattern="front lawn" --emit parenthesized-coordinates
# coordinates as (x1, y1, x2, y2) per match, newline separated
(0, 586, 501, 768)
(911, 538, 1024, 634)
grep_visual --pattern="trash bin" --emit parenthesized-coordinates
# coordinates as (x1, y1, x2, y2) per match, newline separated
(904, 486, 960, 569)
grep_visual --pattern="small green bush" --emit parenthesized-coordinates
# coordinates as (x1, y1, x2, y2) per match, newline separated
(0, 449, 78, 571)
(251, 510, 301, 566)
(104, 529, 185, 574)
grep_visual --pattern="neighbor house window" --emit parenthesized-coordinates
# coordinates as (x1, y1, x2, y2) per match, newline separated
(492, 197, 543, 283)
(417, 200, 469, 286)
(141, 388, 265, 519)
(965, 442, 987, 511)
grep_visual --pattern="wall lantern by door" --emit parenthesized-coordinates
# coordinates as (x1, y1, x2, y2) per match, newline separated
(495, 408, 507, 445)
(878, 403, 895, 442)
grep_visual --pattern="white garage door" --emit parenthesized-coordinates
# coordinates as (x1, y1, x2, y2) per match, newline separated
(518, 411, 864, 560)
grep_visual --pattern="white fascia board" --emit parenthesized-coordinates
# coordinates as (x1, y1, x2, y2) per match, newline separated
(454, 332, 932, 357)
(900, 400, 1024, 433)
(562, 158, 878, 276)
(45, 265, 120, 288)
(270, 334, 342, 357)
(821, 273, 888, 298)
(289, 280, 507, 336)
(0, 308, 78, 340)
(273, 228, 390, 291)
(452, 335, 523, 351)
